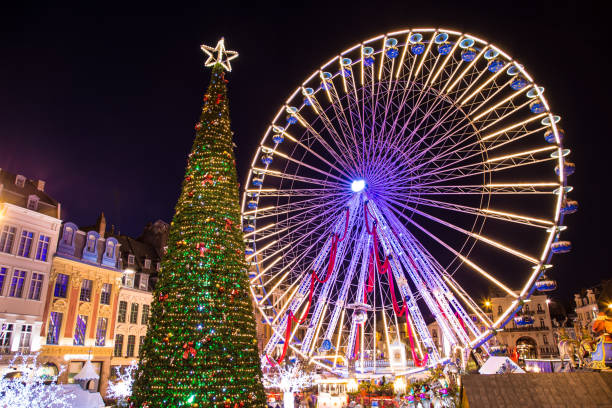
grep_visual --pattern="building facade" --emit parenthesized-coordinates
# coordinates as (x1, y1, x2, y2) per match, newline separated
(490, 292, 556, 359)
(39, 217, 122, 395)
(0, 169, 61, 370)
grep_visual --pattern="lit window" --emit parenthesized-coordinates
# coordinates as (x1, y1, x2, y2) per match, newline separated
(114, 334, 124, 357)
(138, 274, 149, 291)
(47, 312, 63, 345)
(15, 175, 26, 187)
(543, 334, 548, 344)
(86, 235, 96, 252)
(63, 227, 74, 245)
(80, 279, 93, 302)
(0, 267, 7, 294)
(144, 259, 151, 269)
(497, 306, 502, 315)
(9, 270, 27, 297)
(141, 305, 150, 325)
(54, 274, 69, 298)
(130, 303, 139, 324)
(27, 195, 39, 211)
(17, 230, 34, 257)
(0, 225, 17, 253)
(117, 301, 127, 323)
(126, 335, 136, 357)
(540, 318, 545, 328)
(105, 241, 115, 258)
(28, 273, 44, 300)
(0, 324, 14, 353)
(35, 235, 51, 261)
(95, 317, 108, 347)
(73, 315, 88, 346)
(100, 283, 112, 305)
(128, 254, 135, 265)
(18, 325, 32, 353)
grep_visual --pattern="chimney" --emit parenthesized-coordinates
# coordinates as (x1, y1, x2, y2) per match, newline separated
(36, 180, 46, 192)
(574, 294, 582, 307)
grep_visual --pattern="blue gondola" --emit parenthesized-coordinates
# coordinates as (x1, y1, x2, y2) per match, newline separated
(555, 161, 575, 176)
(364, 56, 374, 67)
(286, 115, 297, 125)
(535, 277, 557, 292)
(248, 272, 257, 279)
(247, 200, 258, 210)
(560, 199, 578, 214)
(244, 224, 255, 232)
(544, 127, 564, 143)
(411, 43, 425, 55)
(320, 339, 332, 351)
(484, 49, 499, 60)
(435, 33, 449, 44)
(438, 43, 452, 55)
(488, 59, 504, 73)
(459, 38, 475, 48)
(342, 68, 351, 78)
(321, 81, 332, 90)
(252, 177, 263, 187)
(261, 154, 273, 165)
(386, 47, 399, 58)
(510, 77, 528, 90)
(273, 133, 284, 144)
(245, 246, 254, 255)
(461, 48, 477, 62)
(551, 240, 572, 254)
(530, 100, 546, 114)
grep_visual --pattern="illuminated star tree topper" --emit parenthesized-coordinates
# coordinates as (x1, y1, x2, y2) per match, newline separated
(201, 37, 238, 71)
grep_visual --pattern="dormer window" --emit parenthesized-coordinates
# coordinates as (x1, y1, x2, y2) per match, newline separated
(63, 227, 74, 245)
(86, 234, 96, 252)
(128, 254, 135, 265)
(15, 175, 26, 188)
(27, 195, 39, 211)
(105, 241, 115, 258)
(144, 259, 151, 269)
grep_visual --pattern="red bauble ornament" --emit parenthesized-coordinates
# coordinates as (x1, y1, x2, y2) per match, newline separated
(189, 191, 194, 197)
(195, 123, 203, 130)
(202, 173, 214, 186)
(182, 342, 196, 359)
(224, 218, 233, 231)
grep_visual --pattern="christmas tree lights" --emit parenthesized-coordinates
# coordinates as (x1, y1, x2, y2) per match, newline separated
(131, 39, 266, 408)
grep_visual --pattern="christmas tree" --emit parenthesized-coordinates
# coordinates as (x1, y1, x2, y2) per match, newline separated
(131, 38, 266, 408)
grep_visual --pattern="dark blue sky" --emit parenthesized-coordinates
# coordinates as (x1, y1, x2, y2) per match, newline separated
(0, 1, 608, 302)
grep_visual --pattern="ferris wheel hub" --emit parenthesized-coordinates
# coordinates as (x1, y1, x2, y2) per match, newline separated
(351, 179, 366, 192)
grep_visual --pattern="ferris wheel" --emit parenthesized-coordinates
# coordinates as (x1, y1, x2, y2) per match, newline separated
(241, 28, 575, 375)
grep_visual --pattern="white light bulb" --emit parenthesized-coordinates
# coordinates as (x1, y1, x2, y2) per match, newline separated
(351, 179, 366, 192)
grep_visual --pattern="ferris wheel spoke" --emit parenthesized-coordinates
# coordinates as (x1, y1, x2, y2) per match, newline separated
(251, 166, 344, 189)
(246, 196, 345, 220)
(247, 188, 347, 198)
(427, 35, 463, 88)
(458, 61, 508, 106)
(445, 46, 489, 95)
(468, 82, 532, 119)
(383, 202, 518, 298)
(403, 196, 554, 228)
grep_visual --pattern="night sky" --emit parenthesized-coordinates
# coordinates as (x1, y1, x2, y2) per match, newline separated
(1, 1, 608, 304)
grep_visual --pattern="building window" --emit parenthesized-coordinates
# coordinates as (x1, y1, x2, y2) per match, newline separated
(0, 225, 17, 253)
(130, 303, 139, 324)
(126, 335, 136, 357)
(73, 315, 88, 346)
(17, 230, 34, 257)
(18, 325, 32, 353)
(35, 235, 51, 261)
(63, 226, 74, 245)
(0, 324, 14, 353)
(86, 234, 96, 252)
(27, 195, 39, 211)
(9, 270, 27, 297)
(139, 336, 146, 356)
(543, 334, 548, 344)
(122, 271, 135, 288)
(15, 175, 26, 187)
(100, 283, 112, 305)
(0, 267, 7, 294)
(144, 259, 151, 269)
(54, 273, 69, 298)
(47, 312, 63, 345)
(537, 303, 543, 313)
(95, 317, 108, 347)
(524, 304, 530, 313)
(80, 279, 92, 302)
(138, 274, 149, 291)
(117, 301, 127, 323)
(497, 305, 502, 315)
(540, 318, 545, 328)
(114, 334, 124, 357)
(105, 241, 115, 258)
(128, 254, 135, 265)
(28, 272, 44, 300)
(141, 305, 150, 325)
